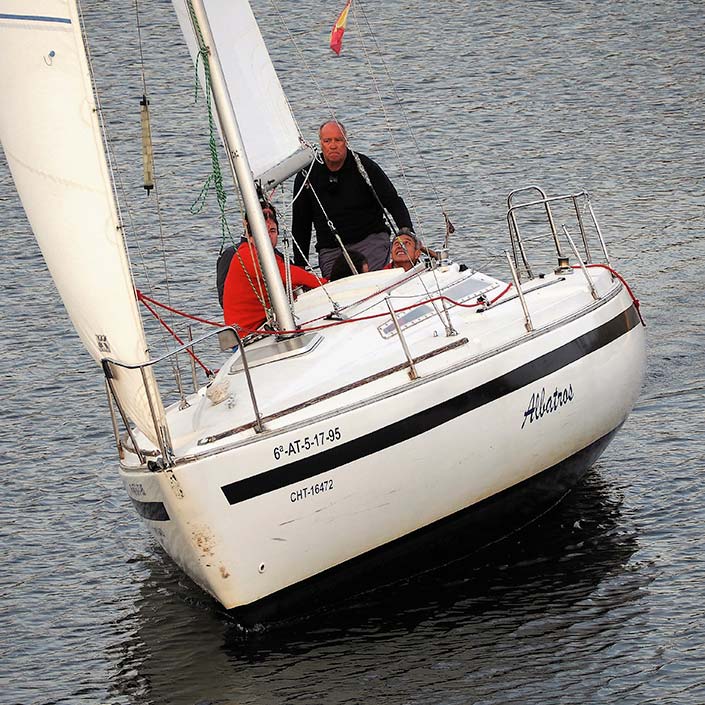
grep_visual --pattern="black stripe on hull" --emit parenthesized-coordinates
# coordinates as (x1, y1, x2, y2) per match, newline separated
(230, 426, 620, 626)
(222, 304, 641, 506)
(131, 497, 170, 522)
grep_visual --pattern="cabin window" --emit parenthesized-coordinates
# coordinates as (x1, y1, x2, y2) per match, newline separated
(378, 275, 493, 339)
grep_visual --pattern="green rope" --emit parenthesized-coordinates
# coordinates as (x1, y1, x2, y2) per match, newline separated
(183, 2, 276, 327)
(186, 1, 232, 248)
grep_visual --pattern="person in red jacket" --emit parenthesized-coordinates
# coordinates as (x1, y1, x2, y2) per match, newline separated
(223, 201, 326, 332)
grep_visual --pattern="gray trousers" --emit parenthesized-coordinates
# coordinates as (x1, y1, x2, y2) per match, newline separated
(317, 231, 391, 279)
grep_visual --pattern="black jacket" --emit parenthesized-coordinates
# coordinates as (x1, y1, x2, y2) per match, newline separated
(291, 151, 413, 267)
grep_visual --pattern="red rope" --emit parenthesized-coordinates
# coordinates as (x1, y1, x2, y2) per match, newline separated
(136, 263, 642, 358)
(136, 279, 513, 339)
(136, 292, 213, 376)
(577, 264, 645, 325)
(136, 289, 222, 327)
(233, 281, 515, 336)
(299, 267, 433, 327)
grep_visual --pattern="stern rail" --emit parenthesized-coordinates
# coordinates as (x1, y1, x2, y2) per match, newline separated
(506, 186, 611, 281)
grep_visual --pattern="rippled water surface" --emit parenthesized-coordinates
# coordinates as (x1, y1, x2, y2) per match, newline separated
(1, 1, 704, 703)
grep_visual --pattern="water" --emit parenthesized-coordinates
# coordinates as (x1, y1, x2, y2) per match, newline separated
(1, 1, 704, 703)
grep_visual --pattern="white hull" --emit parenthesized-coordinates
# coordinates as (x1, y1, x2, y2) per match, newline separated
(119, 264, 646, 613)
(0, 4, 645, 622)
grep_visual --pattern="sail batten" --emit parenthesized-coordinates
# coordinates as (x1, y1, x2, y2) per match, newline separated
(0, 0, 166, 447)
(0, 13, 71, 23)
(172, 0, 312, 187)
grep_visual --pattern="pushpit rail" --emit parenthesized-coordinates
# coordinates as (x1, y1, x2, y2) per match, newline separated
(101, 326, 261, 466)
(506, 186, 612, 281)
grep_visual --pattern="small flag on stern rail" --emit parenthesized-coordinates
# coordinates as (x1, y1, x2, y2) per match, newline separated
(330, 0, 352, 55)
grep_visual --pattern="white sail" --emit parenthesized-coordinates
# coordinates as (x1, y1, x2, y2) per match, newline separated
(0, 0, 166, 447)
(172, 0, 313, 188)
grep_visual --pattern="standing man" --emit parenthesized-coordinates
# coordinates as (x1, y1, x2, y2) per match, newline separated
(292, 120, 415, 279)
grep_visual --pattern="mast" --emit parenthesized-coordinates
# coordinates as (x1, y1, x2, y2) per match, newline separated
(187, 0, 297, 333)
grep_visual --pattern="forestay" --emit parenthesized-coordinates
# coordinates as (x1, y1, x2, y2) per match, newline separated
(0, 0, 166, 446)
(172, 0, 313, 188)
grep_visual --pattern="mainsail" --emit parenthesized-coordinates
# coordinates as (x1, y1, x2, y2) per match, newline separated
(172, 0, 313, 188)
(0, 0, 167, 447)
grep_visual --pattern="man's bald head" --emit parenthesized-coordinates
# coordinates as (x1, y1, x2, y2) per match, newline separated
(319, 120, 348, 171)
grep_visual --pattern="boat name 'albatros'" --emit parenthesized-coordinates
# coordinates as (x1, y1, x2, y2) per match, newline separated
(522, 384, 574, 428)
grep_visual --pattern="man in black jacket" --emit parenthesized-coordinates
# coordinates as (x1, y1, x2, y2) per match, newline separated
(291, 120, 414, 278)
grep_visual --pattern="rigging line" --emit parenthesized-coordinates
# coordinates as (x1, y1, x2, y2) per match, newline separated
(280, 219, 340, 311)
(277, 155, 338, 294)
(138, 295, 213, 376)
(265, 1, 371, 168)
(307, 181, 359, 276)
(136, 290, 220, 326)
(348, 149, 401, 241)
(274, 155, 318, 255)
(273, 160, 322, 277)
(266, 0, 344, 132)
(282, 235, 294, 305)
(265, 197, 298, 313)
(75, 1, 179, 377)
(355, 0, 449, 225)
(133, 0, 186, 392)
(74, 2, 143, 291)
(289, 154, 319, 208)
(274, 215, 339, 312)
(266, 1, 449, 327)
(133, 0, 148, 96)
(350, 0, 426, 243)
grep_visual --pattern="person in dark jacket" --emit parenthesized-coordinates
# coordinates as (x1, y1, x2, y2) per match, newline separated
(291, 120, 414, 279)
(216, 246, 236, 308)
(329, 250, 369, 281)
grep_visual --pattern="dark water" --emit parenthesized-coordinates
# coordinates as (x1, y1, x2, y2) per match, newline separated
(2, 1, 704, 703)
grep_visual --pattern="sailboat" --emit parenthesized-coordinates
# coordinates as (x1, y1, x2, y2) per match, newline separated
(0, 0, 646, 621)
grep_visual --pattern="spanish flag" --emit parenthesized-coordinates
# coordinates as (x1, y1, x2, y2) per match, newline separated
(330, 0, 352, 55)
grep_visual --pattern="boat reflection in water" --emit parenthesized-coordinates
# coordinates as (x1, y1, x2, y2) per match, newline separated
(107, 469, 644, 704)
